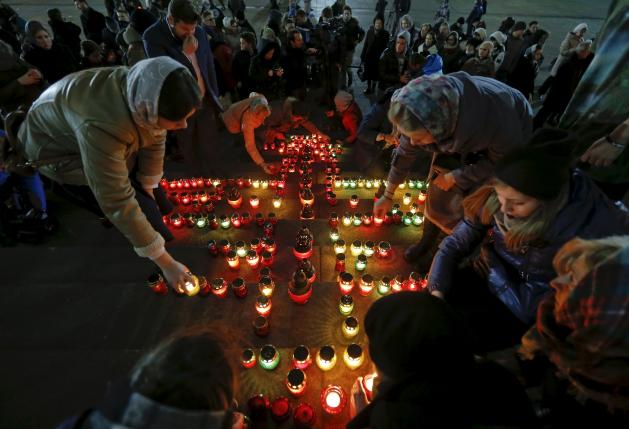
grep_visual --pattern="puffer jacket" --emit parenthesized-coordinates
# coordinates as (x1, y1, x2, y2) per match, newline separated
(17, 66, 168, 259)
(428, 171, 629, 324)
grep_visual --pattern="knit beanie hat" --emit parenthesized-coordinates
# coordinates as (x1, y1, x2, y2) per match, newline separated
(334, 90, 354, 112)
(365, 292, 472, 380)
(495, 128, 574, 200)
(513, 21, 527, 32)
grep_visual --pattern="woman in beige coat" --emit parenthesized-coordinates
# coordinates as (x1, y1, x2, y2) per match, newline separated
(16, 57, 201, 292)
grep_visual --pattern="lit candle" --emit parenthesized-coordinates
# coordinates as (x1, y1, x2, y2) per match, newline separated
(334, 178, 342, 188)
(355, 254, 367, 271)
(407, 271, 422, 291)
(362, 373, 378, 401)
(350, 240, 363, 257)
(261, 180, 269, 189)
(218, 239, 231, 256)
(359, 274, 374, 296)
(261, 250, 274, 267)
(195, 214, 207, 228)
(373, 215, 384, 226)
(316, 345, 337, 371)
(235, 240, 247, 258)
(231, 277, 247, 298)
(258, 276, 275, 297)
(226, 250, 240, 270)
(377, 241, 392, 259)
(391, 275, 404, 293)
(198, 276, 210, 295)
(378, 276, 392, 295)
(344, 344, 364, 370)
(259, 344, 280, 370)
(293, 345, 311, 370)
(219, 214, 231, 229)
(321, 385, 346, 415)
(329, 212, 339, 228)
(363, 241, 375, 257)
(286, 368, 307, 396)
(408, 179, 416, 189)
(241, 348, 257, 369)
(252, 179, 260, 189)
(349, 194, 359, 208)
(413, 213, 423, 226)
(299, 188, 314, 206)
(170, 213, 184, 228)
(329, 228, 340, 243)
(410, 203, 418, 214)
(338, 271, 354, 294)
(180, 192, 191, 205)
(230, 212, 241, 228)
(403, 212, 413, 226)
(403, 192, 412, 205)
(147, 273, 168, 295)
(182, 275, 199, 296)
(342, 213, 352, 227)
(334, 239, 346, 255)
(353, 213, 362, 226)
(249, 195, 260, 208)
(255, 295, 272, 316)
(339, 294, 354, 316)
(362, 213, 373, 226)
(211, 278, 228, 298)
(253, 315, 269, 337)
(326, 192, 337, 206)
(272, 195, 282, 209)
(227, 189, 242, 209)
(207, 213, 219, 229)
(264, 238, 277, 255)
(343, 316, 360, 339)
(300, 203, 315, 220)
(246, 250, 260, 269)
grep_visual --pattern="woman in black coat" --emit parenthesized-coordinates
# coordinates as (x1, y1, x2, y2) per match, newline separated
(249, 39, 283, 100)
(360, 15, 389, 95)
(23, 25, 77, 84)
(508, 44, 543, 101)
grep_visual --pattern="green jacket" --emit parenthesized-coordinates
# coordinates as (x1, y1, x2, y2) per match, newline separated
(18, 66, 167, 258)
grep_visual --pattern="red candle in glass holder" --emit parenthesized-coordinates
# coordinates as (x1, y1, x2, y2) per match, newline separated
(218, 239, 231, 256)
(359, 274, 374, 296)
(267, 212, 277, 224)
(226, 250, 240, 270)
(241, 348, 257, 368)
(147, 273, 168, 295)
(329, 212, 339, 228)
(292, 345, 311, 370)
(263, 222, 274, 237)
(255, 212, 265, 226)
(338, 271, 354, 294)
(261, 250, 274, 267)
(231, 277, 247, 298)
(335, 253, 346, 272)
(263, 238, 277, 255)
(253, 315, 270, 337)
(391, 275, 405, 293)
(211, 278, 228, 298)
(247, 394, 270, 422)
(377, 241, 392, 259)
(349, 194, 359, 209)
(326, 192, 338, 206)
(180, 192, 191, 205)
(418, 190, 427, 203)
(321, 385, 347, 415)
(293, 403, 316, 429)
(271, 397, 291, 423)
(230, 213, 241, 228)
(240, 211, 251, 226)
(406, 272, 422, 291)
(255, 295, 272, 316)
(170, 213, 184, 228)
(249, 195, 259, 208)
(246, 250, 260, 269)
(198, 276, 210, 296)
(373, 215, 384, 227)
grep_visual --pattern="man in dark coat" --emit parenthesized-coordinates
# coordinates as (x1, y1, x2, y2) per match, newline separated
(233, 31, 256, 100)
(281, 29, 309, 99)
(47, 8, 81, 62)
(378, 34, 409, 92)
(74, 0, 106, 44)
(143, 0, 223, 176)
(360, 15, 389, 95)
(337, 5, 365, 89)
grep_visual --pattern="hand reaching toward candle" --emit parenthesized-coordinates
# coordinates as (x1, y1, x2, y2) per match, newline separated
(260, 162, 279, 175)
(154, 252, 192, 293)
(373, 195, 393, 218)
(349, 376, 370, 418)
(433, 172, 456, 191)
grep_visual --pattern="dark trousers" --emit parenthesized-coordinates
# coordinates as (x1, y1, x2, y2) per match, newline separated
(174, 101, 219, 176)
(445, 266, 529, 353)
(54, 180, 173, 242)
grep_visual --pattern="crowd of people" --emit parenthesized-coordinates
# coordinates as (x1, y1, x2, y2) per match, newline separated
(1, 0, 629, 428)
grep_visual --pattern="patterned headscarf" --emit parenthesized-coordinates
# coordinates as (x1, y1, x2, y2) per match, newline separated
(126, 57, 187, 133)
(391, 75, 460, 141)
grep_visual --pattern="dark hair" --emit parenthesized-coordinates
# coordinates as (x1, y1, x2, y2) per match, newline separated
(343, 5, 352, 13)
(321, 7, 332, 19)
(168, 0, 199, 24)
(288, 28, 301, 43)
(529, 20, 538, 27)
(130, 328, 236, 411)
(81, 39, 100, 56)
(295, 9, 306, 19)
(240, 31, 255, 46)
(158, 68, 202, 121)
(47, 8, 62, 21)
(373, 14, 384, 25)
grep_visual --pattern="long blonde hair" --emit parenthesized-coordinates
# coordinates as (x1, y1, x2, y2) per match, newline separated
(463, 180, 569, 251)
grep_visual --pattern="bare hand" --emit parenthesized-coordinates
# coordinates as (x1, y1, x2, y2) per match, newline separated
(431, 290, 444, 299)
(373, 196, 393, 218)
(155, 253, 193, 293)
(183, 34, 198, 55)
(260, 162, 278, 175)
(349, 377, 370, 418)
(306, 48, 318, 55)
(433, 172, 456, 191)
(17, 68, 42, 85)
(275, 67, 284, 77)
(580, 137, 625, 167)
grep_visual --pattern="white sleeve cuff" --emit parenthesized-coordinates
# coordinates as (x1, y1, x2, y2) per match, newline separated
(134, 233, 166, 260)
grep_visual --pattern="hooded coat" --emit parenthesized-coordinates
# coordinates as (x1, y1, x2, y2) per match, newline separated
(17, 58, 187, 260)
(347, 292, 536, 429)
(386, 72, 533, 231)
(249, 39, 283, 100)
(550, 28, 585, 76)
(428, 171, 629, 324)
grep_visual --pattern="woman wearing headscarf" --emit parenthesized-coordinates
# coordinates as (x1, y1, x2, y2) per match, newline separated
(519, 236, 629, 427)
(347, 292, 537, 428)
(427, 129, 629, 351)
(539, 23, 588, 96)
(13, 57, 202, 292)
(508, 44, 544, 101)
(374, 72, 533, 272)
(22, 20, 77, 84)
(439, 31, 464, 74)
(461, 40, 495, 77)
